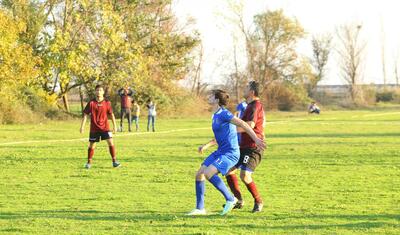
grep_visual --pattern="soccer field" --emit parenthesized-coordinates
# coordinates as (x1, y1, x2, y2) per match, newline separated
(0, 110, 399, 234)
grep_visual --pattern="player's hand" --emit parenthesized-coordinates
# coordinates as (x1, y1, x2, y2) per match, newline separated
(112, 127, 116, 134)
(80, 127, 84, 134)
(198, 145, 206, 154)
(255, 138, 266, 151)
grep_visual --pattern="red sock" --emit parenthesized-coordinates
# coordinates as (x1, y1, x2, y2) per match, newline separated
(108, 145, 116, 162)
(226, 174, 243, 201)
(87, 148, 94, 163)
(245, 181, 262, 204)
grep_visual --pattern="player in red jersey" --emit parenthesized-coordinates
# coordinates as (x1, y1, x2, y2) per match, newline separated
(225, 81, 266, 213)
(80, 84, 120, 169)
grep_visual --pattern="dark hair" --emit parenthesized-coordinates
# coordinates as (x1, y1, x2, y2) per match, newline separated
(248, 81, 260, 97)
(95, 84, 104, 90)
(213, 89, 230, 106)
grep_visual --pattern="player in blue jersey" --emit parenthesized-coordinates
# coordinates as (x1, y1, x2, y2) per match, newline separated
(235, 99, 248, 119)
(235, 99, 248, 144)
(187, 89, 266, 216)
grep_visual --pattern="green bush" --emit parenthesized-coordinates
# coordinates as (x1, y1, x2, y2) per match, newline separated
(265, 82, 309, 111)
(392, 88, 400, 103)
(376, 91, 394, 102)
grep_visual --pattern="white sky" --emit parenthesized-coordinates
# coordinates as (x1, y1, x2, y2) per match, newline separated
(173, 0, 400, 85)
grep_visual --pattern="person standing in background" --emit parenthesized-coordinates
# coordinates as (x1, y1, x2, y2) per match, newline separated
(147, 99, 156, 132)
(118, 87, 134, 132)
(132, 100, 140, 131)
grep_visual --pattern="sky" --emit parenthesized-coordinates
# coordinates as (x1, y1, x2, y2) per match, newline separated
(173, 0, 400, 85)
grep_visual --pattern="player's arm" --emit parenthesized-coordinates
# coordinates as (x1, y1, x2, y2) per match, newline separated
(198, 138, 217, 154)
(237, 121, 255, 133)
(117, 88, 123, 96)
(237, 106, 257, 133)
(230, 117, 266, 151)
(128, 88, 134, 96)
(80, 114, 88, 133)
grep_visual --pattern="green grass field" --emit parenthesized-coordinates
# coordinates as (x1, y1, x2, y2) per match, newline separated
(0, 110, 399, 234)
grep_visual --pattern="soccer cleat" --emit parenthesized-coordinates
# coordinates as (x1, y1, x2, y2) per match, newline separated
(222, 200, 244, 209)
(186, 208, 206, 216)
(234, 201, 244, 209)
(220, 197, 238, 216)
(252, 202, 263, 213)
(85, 163, 91, 169)
(112, 161, 121, 168)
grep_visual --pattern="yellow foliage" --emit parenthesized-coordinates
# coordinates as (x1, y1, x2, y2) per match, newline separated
(0, 10, 39, 91)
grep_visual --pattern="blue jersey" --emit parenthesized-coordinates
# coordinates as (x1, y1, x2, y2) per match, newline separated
(236, 102, 248, 118)
(212, 108, 239, 154)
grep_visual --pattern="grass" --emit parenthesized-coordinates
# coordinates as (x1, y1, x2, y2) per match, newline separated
(0, 110, 399, 234)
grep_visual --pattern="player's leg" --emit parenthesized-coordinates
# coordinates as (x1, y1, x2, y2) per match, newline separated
(127, 109, 132, 132)
(135, 116, 139, 131)
(226, 167, 244, 208)
(147, 115, 150, 131)
(204, 162, 237, 215)
(240, 170, 262, 212)
(151, 115, 155, 132)
(120, 108, 125, 132)
(86, 141, 96, 168)
(187, 165, 207, 215)
(239, 149, 263, 213)
(204, 164, 233, 201)
(105, 135, 120, 167)
(86, 133, 100, 169)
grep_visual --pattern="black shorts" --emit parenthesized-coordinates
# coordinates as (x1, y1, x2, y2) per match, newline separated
(89, 132, 113, 142)
(235, 147, 263, 172)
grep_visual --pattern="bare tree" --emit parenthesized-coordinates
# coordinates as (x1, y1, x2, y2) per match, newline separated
(394, 48, 400, 86)
(311, 33, 332, 88)
(336, 23, 366, 103)
(185, 42, 213, 96)
(224, 6, 306, 95)
(191, 43, 204, 95)
(380, 16, 387, 87)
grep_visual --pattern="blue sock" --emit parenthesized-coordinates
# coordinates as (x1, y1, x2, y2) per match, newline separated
(195, 180, 205, 209)
(209, 175, 234, 202)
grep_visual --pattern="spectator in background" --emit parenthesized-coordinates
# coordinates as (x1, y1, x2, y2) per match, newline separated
(118, 87, 134, 132)
(308, 101, 320, 114)
(147, 99, 156, 132)
(132, 100, 140, 132)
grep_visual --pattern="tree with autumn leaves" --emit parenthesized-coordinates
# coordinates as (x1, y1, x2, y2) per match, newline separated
(0, 0, 199, 121)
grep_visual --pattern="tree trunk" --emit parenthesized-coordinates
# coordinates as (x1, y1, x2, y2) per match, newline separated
(233, 45, 240, 103)
(79, 86, 84, 115)
(62, 93, 70, 113)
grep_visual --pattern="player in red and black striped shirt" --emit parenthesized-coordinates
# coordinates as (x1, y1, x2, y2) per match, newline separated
(80, 84, 120, 169)
(226, 81, 266, 213)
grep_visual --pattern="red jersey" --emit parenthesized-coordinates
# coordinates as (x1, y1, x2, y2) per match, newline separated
(240, 99, 265, 148)
(83, 99, 113, 133)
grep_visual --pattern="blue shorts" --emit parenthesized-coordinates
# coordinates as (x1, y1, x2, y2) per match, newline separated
(202, 150, 239, 176)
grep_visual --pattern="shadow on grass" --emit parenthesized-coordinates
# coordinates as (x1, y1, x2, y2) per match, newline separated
(1, 210, 399, 231)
